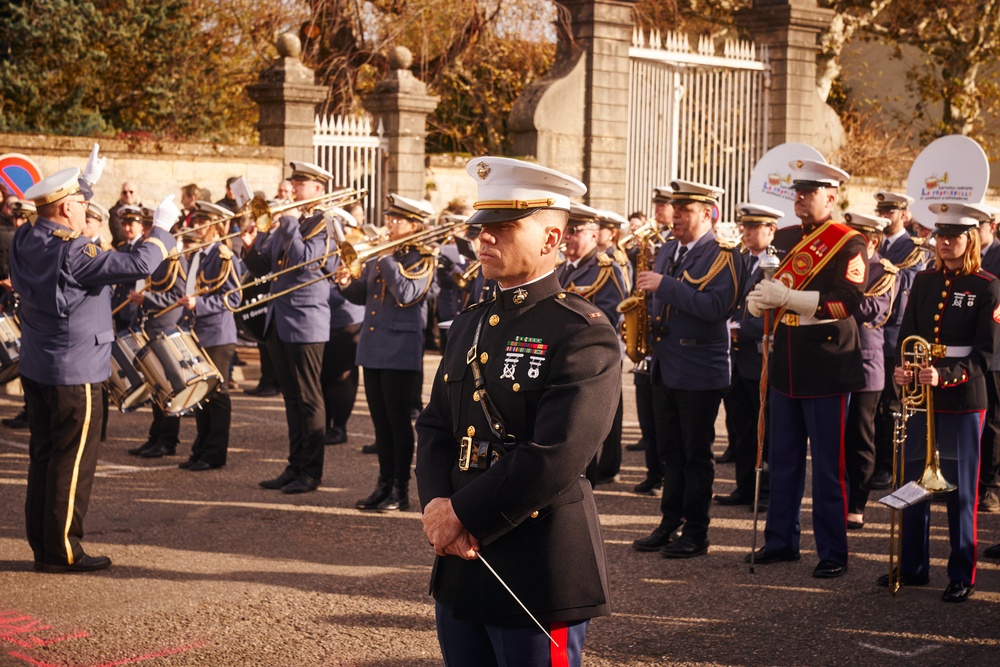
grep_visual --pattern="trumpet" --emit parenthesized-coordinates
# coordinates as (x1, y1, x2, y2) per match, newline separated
(246, 188, 367, 233)
(887, 334, 956, 595)
(222, 218, 466, 313)
(454, 260, 481, 289)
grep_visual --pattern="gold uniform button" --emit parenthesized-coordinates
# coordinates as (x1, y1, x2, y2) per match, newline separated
(937, 303, 944, 310)
(473, 392, 480, 402)
(945, 280, 951, 287)
(933, 314, 940, 321)
(941, 292, 948, 298)
(557, 293, 566, 299)
(371, 310, 376, 315)
(530, 511, 539, 519)
(489, 314, 500, 326)
(512, 383, 521, 392)
(467, 426, 475, 437)
(480, 352, 489, 364)
(443, 373, 449, 382)
(369, 326, 375, 331)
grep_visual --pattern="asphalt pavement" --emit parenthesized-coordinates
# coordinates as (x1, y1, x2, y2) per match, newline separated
(1, 349, 999, 666)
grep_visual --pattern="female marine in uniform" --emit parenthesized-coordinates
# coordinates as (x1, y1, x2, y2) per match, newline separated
(884, 203, 1000, 602)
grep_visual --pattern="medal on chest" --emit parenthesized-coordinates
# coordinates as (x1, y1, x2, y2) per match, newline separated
(502, 336, 548, 381)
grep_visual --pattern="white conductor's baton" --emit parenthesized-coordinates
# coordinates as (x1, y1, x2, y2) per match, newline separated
(476, 552, 559, 647)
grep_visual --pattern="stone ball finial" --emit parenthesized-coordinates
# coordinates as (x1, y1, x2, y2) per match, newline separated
(276, 33, 302, 59)
(389, 46, 413, 70)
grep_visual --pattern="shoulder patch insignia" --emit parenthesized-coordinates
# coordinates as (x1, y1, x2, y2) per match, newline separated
(845, 252, 866, 284)
(82, 243, 99, 258)
(589, 311, 603, 319)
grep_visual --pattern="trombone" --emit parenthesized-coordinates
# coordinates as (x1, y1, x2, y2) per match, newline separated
(453, 260, 481, 289)
(887, 334, 956, 595)
(222, 218, 466, 314)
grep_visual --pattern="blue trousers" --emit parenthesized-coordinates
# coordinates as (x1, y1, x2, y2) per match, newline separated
(436, 602, 589, 667)
(900, 410, 983, 585)
(764, 391, 849, 564)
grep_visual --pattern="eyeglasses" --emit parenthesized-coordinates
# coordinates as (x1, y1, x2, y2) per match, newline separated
(122, 190, 134, 194)
(71, 198, 89, 211)
(385, 218, 412, 226)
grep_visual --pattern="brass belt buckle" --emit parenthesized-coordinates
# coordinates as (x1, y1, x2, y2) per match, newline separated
(459, 436, 473, 471)
(783, 313, 799, 327)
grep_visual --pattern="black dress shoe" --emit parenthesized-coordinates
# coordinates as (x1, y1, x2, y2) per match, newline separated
(246, 384, 280, 397)
(661, 535, 708, 559)
(632, 477, 662, 495)
(42, 554, 112, 573)
(847, 519, 864, 530)
(2, 410, 28, 428)
(361, 443, 378, 455)
(188, 460, 222, 471)
(325, 426, 348, 445)
(632, 521, 682, 552)
(813, 560, 848, 578)
(745, 547, 800, 564)
(127, 441, 156, 456)
(281, 475, 320, 494)
(978, 491, 1000, 513)
(984, 543, 1000, 559)
(259, 470, 298, 489)
(876, 570, 929, 587)
(178, 458, 197, 469)
(714, 491, 752, 506)
(942, 580, 974, 603)
(715, 449, 735, 464)
(140, 444, 176, 458)
(869, 469, 893, 490)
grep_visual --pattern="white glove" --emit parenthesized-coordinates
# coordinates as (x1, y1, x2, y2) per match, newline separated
(750, 278, 790, 309)
(153, 195, 181, 232)
(785, 289, 820, 316)
(746, 295, 765, 318)
(82, 143, 106, 186)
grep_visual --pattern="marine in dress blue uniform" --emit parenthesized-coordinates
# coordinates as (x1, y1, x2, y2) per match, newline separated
(839, 212, 897, 528)
(178, 201, 242, 470)
(631, 180, 744, 558)
(872, 191, 928, 489)
(746, 159, 867, 578)
(558, 202, 629, 487)
(715, 203, 782, 507)
(882, 203, 1000, 602)
(341, 193, 439, 512)
(417, 157, 620, 667)
(11, 168, 173, 573)
(244, 161, 334, 494)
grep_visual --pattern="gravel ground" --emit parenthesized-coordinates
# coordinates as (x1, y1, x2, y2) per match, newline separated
(1, 349, 998, 666)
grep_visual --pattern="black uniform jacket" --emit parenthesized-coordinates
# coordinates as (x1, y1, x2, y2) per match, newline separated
(770, 220, 867, 397)
(415, 272, 621, 626)
(898, 268, 1000, 412)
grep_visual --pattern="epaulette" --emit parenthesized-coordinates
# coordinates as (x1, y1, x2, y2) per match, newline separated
(879, 257, 899, 275)
(218, 245, 233, 260)
(612, 248, 629, 265)
(715, 237, 738, 251)
(597, 253, 614, 267)
(865, 264, 898, 298)
(895, 245, 928, 271)
(459, 297, 494, 314)
(553, 290, 607, 325)
(53, 228, 79, 241)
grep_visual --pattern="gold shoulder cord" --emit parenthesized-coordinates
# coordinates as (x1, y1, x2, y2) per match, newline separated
(864, 259, 899, 329)
(147, 256, 184, 292)
(567, 262, 615, 301)
(682, 248, 739, 310)
(894, 246, 925, 271)
(387, 254, 437, 308)
(197, 253, 235, 293)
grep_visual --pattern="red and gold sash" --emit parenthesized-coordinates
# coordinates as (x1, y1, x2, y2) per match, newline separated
(773, 221, 860, 324)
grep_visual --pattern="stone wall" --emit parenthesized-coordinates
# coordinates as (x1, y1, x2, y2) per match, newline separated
(0, 133, 285, 209)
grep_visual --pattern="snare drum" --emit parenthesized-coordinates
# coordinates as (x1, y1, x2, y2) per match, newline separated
(105, 329, 153, 412)
(0, 313, 21, 385)
(135, 327, 221, 416)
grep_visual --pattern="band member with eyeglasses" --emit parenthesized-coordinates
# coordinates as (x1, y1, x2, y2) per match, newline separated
(11, 166, 174, 573)
(878, 202, 1000, 603)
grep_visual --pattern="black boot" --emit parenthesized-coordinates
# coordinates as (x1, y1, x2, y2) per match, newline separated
(377, 479, 410, 513)
(355, 476, 392, 511)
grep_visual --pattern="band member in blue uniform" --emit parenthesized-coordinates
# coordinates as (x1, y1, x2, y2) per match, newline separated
(840, 212, 897, 530)
(11, 167, 174, 573)
(341, 194, 438, 512)
(974, 205, 1000, 513)
(177, 201, 242, 470)
(745, 159, 867, 578)
(631, 180, 743, 558)
(715, 203, 781, 508)
(872, 191, 927, 490)
(878, 203, 1000, 602)
(110, 205, 144, 333)
(417, 156, 620, 667)
(559, 202, 630, 487)
(322, 243, 364, 445)
(242, 161, 334, 494)
(126, 211, 188, 459)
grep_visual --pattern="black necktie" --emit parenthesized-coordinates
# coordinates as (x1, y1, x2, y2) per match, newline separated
(670, 246, 688, 276)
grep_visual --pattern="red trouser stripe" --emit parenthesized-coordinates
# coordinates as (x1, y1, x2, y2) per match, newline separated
(550, 622, 569, 667)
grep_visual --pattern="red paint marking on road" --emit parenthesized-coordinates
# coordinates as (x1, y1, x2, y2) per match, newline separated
(8, 641, 206, 667)
(5, 632, 89, 649)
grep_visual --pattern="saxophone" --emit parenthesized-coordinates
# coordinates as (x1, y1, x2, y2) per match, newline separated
(616, 222, 662, 364)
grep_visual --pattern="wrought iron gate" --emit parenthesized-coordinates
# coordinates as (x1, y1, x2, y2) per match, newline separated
(313, 114, 386, 224)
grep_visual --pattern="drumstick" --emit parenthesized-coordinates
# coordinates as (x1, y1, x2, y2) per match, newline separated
(152, 286, 213, 319)
(111, 281, 148, 316)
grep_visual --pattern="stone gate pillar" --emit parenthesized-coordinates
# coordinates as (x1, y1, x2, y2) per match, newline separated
(247, 34, 328, 170)
(363, 47, 440, 200)
(736, 0, 843, 153)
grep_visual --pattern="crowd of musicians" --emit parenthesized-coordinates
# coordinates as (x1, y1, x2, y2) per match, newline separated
(4, 146, 1000, 643)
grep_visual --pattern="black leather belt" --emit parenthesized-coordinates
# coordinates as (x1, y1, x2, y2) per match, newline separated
(678, 338, 719, 346)
(459, 437, 514, 471)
